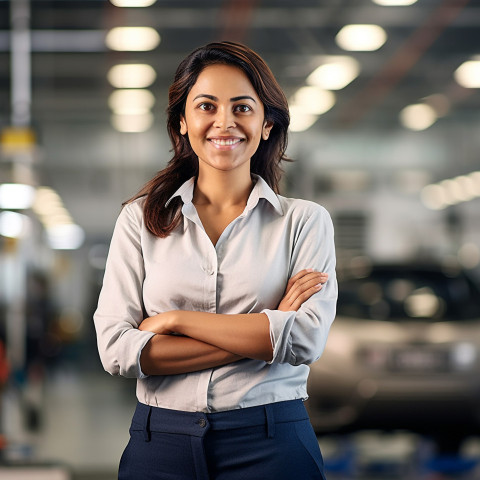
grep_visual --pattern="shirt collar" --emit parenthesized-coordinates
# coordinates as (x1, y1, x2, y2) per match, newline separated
(165, 174, 283, 216)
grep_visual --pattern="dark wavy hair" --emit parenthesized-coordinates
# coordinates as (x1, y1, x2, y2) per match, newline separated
(126, 41, 290, 237)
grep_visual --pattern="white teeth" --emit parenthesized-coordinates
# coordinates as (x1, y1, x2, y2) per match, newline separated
(210, 138, 240, 146)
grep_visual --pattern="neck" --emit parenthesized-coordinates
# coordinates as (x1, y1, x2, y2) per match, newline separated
(194, 167, 254, 208)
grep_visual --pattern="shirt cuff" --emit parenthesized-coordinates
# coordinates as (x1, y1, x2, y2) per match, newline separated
(137, 331, 156, 379)
(261, 308, 296, 364)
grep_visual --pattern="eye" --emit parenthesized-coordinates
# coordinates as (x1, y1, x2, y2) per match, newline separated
(198, 102, 215, 112)
(234, 104, 252, 113)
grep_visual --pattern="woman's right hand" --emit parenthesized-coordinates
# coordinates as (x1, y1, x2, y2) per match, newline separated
(277, 269, 328, 312)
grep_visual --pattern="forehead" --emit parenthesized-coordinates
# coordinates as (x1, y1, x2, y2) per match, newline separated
(188, 64, 260, 100)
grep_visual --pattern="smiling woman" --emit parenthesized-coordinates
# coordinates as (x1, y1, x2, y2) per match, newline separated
(94, 41, 337, 480)
(179, 64, 272, 179)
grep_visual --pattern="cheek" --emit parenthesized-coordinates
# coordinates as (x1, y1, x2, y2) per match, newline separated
(247, 127, 264, 148)
(187, 118, 209, 139)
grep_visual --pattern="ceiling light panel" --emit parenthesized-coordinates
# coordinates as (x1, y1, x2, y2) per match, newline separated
(372, 0, 417, 5)
(107, 64, 157, 89)
(290, 86, 336, 115)
(399, 104, 437, 131)
(421, 171, 480, 210)
(108, 89, 155, 115)
(0, 211, 31, 239)
(46, 224, 85, 250)
(307, 56, 360, 90)
(454, 60, 480, 88)
(0, 183, 36, 210)
(288, 107, 319, 133)
(105, 27, 160, 51)
(111, 113, 154, 133)
(110, 0, 157, 6)
(336, 25, 387, 52)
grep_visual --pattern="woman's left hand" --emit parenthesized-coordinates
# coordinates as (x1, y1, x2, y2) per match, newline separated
(138, 311, 177, 335)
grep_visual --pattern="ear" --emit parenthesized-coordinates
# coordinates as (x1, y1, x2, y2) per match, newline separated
(262, 120, 273, 140)
(180, 116, 188, 135)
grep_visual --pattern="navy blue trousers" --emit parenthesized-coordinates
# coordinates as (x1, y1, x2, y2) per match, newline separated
(118, 399, 326, 480)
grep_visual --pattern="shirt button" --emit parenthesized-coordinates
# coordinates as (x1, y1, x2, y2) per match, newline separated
(197, 418, 207, 428)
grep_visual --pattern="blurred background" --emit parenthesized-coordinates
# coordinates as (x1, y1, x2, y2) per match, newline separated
(1, 0, 480, 478)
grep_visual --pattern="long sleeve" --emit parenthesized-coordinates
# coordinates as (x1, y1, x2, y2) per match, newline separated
(262, 205, 337, 366)
(94, 202, 155, 378)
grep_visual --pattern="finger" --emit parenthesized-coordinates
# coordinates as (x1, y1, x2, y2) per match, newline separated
(285, 268, 314, 293)
(318, 272, 329, 282)
(282, 270, 328, 309)
(289, 272, 325, 294)
(287, 275, 324, 305)
(289, 272, 321, 292)
(290, 284, 323, 311)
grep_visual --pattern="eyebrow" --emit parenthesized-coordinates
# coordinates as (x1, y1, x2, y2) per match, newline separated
(193, 94, 257, 103)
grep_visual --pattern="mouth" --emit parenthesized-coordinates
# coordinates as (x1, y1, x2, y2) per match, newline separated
(208, 137, 244, 148)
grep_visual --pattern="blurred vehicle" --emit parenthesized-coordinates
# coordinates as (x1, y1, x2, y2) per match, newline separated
(306, 261, 480, 452)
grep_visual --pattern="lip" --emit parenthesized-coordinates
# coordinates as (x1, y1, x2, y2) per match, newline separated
(207, 137, 245, 150)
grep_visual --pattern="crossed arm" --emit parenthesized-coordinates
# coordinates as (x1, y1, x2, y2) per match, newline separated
(139, 269, 327, 375)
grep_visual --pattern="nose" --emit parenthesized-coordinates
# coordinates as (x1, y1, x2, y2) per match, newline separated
(213, 107, 236, 130)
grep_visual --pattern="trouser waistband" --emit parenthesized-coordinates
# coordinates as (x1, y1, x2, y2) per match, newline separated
(130, 399, 308, 441)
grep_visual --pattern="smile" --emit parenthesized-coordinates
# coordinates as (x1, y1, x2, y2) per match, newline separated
(208, 138, 243, 147)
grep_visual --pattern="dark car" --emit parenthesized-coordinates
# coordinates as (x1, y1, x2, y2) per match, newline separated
(306, 261, 480, 452)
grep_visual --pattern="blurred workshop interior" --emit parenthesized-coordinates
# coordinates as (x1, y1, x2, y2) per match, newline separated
(1, 0, 480, 479)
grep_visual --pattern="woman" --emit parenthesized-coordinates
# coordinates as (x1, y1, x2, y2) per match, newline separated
(94, 41, 337, 480)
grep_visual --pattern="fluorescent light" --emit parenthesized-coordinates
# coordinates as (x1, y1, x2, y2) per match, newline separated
(107, 64, 157, 89)
(111, 112, 154, 132)
(421, 171, 480, 210)
(454, 60, 480, 88)
(41, 210, 73, 227)
(290, 87, 335, 115)
(0, 183, 36, 210)
(468, 171, 480, 193)
(0, 211, 31, 238)
(372, 0, 417, 5)
(108, 89, 155, 115)
(422, 185, 449, 210)
(110, 0, 157, 6)
(46, 224, 85, 250)
(421, 184, 448, 210)
(105, 27, 160, 51)
(307, 56, 360, 90)
(454, 175, 478, 199)
(336, 24, 387, 51)
(440, 179, 470, 204)
(31, 185, 84, 248)
(399, 103, 437, 131)
(33, 187, 63, 216)
(289, 106, 318, 133)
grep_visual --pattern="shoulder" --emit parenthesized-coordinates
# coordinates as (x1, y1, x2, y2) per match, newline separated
(116, 196, 146, 229)
(277, 195, 331, 221)
(276, 195, 334, 238)
(123, 196, 145, 216)
(275, 196, 335, 249)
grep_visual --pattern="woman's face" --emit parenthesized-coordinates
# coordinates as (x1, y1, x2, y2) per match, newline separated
(180, 64, 272, 176)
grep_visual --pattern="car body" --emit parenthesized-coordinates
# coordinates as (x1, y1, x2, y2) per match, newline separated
(306, 261, 480, 449)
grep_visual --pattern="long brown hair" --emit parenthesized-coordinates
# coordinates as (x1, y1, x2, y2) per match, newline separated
(126, 41, 290, 237)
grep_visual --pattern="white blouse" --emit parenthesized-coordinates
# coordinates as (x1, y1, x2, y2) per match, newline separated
(94, 175, 337, 413)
